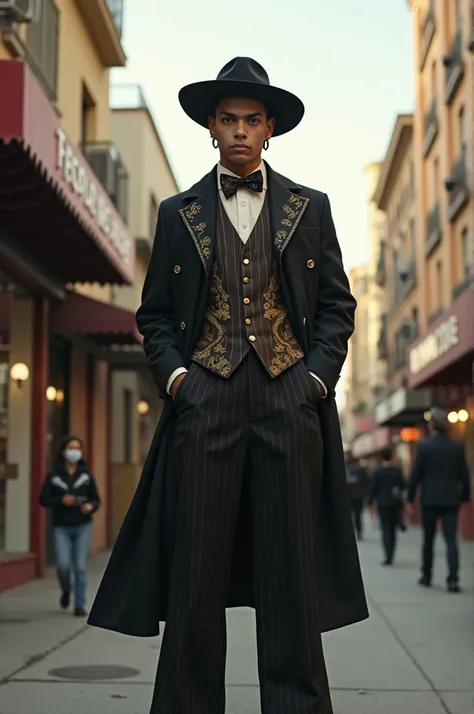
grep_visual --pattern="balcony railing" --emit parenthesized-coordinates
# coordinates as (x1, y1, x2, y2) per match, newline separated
(443, 29, 464, 104)
(107, 0, 124, 37)
(423, 96, 438, 157)
(375, 243, 387, 287)
(83, 141, 129, 222)
(445, 151, 469, 222)
(425, 202, 442, 256)
(420, 0, 435, 70)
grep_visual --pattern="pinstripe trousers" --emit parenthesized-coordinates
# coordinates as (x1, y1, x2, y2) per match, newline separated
(150, 351, 333, 714)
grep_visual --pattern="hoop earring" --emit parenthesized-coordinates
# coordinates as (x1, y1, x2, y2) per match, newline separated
(212, 137, 219, 149)
(263, 139, 270, 151)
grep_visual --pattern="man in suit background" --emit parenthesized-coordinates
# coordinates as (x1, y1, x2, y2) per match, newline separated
(345, 456, 369, 540)
(368, 447, 406, 565)
(408, 407, 471, 592)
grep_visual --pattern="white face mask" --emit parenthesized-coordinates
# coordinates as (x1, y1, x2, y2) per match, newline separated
(64, 448, 82, 464)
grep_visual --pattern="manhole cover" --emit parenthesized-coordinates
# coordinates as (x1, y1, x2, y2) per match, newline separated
(48, 665, 140, 680)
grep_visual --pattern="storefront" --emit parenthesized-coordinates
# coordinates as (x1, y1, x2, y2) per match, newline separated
(0, 60, 135, 589)
(408, 284, 474, 539)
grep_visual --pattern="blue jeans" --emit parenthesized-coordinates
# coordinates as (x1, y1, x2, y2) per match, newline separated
(53, 523, 93, 607)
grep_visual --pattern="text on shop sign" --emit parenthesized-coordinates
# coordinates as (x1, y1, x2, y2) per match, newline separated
(56, 129, 130, 263)
(409, 315, 459, 375)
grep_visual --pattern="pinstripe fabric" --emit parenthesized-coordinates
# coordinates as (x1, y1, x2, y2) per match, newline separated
(150, 353, 332, 714)
(192, 198, 304, 378)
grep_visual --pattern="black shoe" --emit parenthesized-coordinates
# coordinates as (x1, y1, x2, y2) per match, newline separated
(382, 560, 393, 566)
(60, 591, 70, 610)
(447, 582, 461, 593)
(74, 606, 87, 617)
(418, 576, 431, 588)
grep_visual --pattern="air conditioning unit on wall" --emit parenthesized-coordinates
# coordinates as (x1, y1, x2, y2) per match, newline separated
(0, 0, 40, 24)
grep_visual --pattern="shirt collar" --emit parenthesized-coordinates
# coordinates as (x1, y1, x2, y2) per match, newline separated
(217, 161, 267, 192)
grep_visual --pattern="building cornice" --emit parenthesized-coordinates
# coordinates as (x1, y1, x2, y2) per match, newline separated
(373, 114, 414, 210)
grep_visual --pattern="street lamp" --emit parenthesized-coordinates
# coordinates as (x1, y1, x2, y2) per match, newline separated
(46, 386, 57, 402)
(457, 409, 469, 423)
(10, 362, 29, 388)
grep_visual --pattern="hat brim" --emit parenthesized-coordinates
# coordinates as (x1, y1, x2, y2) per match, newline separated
(178, 80, 305, 137)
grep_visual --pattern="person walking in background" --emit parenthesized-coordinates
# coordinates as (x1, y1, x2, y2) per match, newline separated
(39, 435, 100, 616)
(368, 447, 406, 566)
(345, 456, 369, 540)
(407, 407, 471, 593)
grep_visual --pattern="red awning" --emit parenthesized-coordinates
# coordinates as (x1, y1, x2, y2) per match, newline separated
(0, 61, 134, 286)
(50, 290, 142, 346)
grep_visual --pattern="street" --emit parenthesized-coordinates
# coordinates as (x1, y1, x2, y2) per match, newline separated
(1, 521, 473, 714)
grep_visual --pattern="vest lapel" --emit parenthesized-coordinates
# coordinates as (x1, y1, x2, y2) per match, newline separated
(179, 168, 217, 276)
(267, 165, 310, 258)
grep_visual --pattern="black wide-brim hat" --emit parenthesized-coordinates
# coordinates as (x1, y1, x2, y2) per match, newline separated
(178, 57, 305, 137)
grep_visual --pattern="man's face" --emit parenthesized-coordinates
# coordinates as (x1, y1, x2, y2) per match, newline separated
(209, 97, 274, 175)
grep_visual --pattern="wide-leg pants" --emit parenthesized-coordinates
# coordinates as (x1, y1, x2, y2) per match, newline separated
(150, 352, 332, 714)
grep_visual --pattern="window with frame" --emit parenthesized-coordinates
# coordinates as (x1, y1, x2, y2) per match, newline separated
(26, 0, 60, 101)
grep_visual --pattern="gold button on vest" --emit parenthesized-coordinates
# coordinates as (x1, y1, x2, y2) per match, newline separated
(243, 297, 251, 305)
(249, 335, 256, 342)
(243, 277, 250, 284)
(243, 258, 250, 265)
(245, 318, 252, 325)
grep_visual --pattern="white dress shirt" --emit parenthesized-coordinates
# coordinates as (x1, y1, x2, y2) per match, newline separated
(166, 162, 327, 397)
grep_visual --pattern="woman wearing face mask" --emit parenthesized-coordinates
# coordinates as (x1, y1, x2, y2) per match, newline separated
(39, 435, 101, 617)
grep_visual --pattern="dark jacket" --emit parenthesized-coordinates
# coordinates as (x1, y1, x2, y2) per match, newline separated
(39, 462, 101, 527)
(407, 433, 471, 507)
(368, 465, 406, 508)
(87, 163, 369, 637)
(345, 464, 369, 500)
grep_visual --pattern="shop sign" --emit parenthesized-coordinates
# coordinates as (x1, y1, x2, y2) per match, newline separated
(409, 315, 459, 376)
(56, 129, 130, 264)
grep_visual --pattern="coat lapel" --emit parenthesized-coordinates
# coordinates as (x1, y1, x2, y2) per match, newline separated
(267, 163, 310, 258)
(179, 168, 217, 275)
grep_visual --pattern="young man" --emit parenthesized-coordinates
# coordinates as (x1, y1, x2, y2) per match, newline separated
(89, 57, 368, 713)
(368, 447, 406, 565)
(408, 407, 470, 592)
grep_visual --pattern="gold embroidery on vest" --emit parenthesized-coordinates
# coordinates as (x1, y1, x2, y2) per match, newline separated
(193, 263, 233, 376)
(263, 269, 304, 376)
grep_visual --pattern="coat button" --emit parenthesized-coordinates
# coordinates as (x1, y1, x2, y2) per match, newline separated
(180, 321, 186, 330)
(174, 265, 181, 274)
(306, 259, 315, 269)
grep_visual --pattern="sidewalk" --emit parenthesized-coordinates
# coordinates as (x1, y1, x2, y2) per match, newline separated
(1, 522, 473, 714)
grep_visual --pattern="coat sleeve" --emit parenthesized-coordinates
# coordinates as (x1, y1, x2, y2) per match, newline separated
(367, 469, 379, 506)
(135, 201, 185, 397)
(458, 444, 471, 503)
(38, 473, 62, 508)
(305, 194, 356, 396)
(407, 445, 424, 503)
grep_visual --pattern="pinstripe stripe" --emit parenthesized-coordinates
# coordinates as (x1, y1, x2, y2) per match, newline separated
(150, 355, 332, 714)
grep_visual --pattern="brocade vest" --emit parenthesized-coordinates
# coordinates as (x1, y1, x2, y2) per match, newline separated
(191, 196, 304, 378)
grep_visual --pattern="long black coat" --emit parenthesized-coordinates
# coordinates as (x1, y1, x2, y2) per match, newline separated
(88, 164, 369, 636)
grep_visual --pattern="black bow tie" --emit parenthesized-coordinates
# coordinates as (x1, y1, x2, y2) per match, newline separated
(220, 170, 264, 199)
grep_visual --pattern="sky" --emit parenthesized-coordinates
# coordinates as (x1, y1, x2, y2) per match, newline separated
(111, 0, 415, 406)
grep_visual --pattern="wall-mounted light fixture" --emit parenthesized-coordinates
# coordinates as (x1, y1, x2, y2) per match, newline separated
(137, 399, 150, 416)
(46, 386, 57, 402)
(10, 362, 29, 388)
(448, 409, 470, 424)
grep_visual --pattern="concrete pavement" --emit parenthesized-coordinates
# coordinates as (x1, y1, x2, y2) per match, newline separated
(1, 519, 473, 713)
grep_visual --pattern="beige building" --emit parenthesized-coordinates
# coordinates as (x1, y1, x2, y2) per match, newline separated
(0, 1, 139, 588)
(371, 1, 474, 537)
(343, 163, 386, 446)
(108, 86, 180, 538)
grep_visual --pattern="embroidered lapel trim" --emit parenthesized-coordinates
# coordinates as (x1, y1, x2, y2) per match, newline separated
(179, 202, 213, 274)
(274, 192, 310, 256)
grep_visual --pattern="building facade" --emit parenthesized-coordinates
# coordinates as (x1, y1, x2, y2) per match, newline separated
(0, 0, 143, 589)
(107, 85, 180, 539)
(370, 1, 474, 537)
